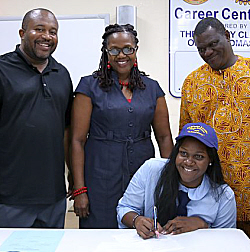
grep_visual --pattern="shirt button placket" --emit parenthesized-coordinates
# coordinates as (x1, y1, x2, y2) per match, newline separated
(127, 107, 134, 167)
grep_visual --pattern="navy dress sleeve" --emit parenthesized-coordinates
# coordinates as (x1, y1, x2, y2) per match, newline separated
(75, 75, 93, 98)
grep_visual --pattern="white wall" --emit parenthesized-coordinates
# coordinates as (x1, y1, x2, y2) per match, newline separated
(0, 0, 181, 146)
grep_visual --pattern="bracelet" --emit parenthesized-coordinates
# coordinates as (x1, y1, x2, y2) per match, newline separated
(69, 190, 87, 201)
(132, 214, 140, 228)
(73, 190, 87, 197)
(73, 187, 87, 194)
(72, 187, 88, 199)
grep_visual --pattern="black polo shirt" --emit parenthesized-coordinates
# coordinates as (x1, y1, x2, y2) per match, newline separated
(0, 46, 73, 204)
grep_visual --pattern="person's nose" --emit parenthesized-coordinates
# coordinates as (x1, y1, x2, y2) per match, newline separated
(41, 31, 52, 40)
(184, 158, 194, 166)
(204, 47, 213, 57)
(117, 50, 126, 57)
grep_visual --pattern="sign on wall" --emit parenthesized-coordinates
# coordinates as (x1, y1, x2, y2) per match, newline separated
(169, 0, 250, 98)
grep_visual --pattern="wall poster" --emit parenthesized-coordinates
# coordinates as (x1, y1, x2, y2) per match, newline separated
(169, 0, 250, 97)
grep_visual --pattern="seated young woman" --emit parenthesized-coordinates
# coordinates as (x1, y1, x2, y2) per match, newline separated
(117, 122, 236, 239)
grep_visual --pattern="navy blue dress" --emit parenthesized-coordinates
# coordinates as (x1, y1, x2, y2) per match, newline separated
(75, 72, 165, 228)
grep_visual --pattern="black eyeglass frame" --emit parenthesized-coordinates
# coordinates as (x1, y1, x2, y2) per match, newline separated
(106, 47, 137, 56)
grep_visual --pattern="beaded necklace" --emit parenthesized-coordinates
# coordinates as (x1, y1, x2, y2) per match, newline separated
(119, 80, 132, 102)
(119, 80, 129, 88)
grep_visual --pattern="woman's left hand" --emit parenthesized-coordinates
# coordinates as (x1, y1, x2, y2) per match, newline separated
(161, 216, 208, 235)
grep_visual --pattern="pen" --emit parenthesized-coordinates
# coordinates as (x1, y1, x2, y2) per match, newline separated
(153, 206, 157, 230)
(153, 206, 159, 238)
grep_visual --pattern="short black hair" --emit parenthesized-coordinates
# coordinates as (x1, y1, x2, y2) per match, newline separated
(193, 17, 226, 37)
(22, 8, 56, 30)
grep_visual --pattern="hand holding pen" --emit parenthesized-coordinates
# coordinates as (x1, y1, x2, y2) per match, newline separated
(132, 215, 159, 239)
(131, 206, 160, 239)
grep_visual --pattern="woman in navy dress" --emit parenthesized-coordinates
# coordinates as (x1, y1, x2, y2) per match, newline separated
(71, 24, 173, 228)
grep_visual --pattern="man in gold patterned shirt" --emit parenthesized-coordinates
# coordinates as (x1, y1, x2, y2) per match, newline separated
(179, 17, 250, 233)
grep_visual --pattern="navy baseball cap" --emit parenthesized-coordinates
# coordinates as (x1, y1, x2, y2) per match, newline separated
(176, 123, 218, 150)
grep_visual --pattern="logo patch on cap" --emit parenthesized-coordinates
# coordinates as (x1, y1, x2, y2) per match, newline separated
(187, 125, 208, 136)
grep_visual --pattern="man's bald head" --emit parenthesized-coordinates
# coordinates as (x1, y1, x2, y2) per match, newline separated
(22, 8, 58, 30)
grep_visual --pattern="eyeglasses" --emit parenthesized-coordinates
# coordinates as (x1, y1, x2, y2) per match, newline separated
(106, 47, 137, 56)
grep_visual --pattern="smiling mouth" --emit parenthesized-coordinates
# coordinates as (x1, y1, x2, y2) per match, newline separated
(36, 42, 51, 49)
(116, 60, 128, 66)
(183, 167, 195, 172)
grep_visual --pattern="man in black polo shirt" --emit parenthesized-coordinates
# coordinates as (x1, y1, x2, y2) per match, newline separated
(0, 8, 73, 228)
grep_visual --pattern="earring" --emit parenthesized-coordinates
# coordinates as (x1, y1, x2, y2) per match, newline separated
(134, 59, 137, 67)
(209, 163, 212, 166)
(107, 61, 111, 69)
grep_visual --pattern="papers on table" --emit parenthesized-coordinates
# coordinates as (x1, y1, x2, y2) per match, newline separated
(0, 230, 64, 252)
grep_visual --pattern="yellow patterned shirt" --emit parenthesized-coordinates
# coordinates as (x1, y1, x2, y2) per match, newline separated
(179, 56, 250, 221)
